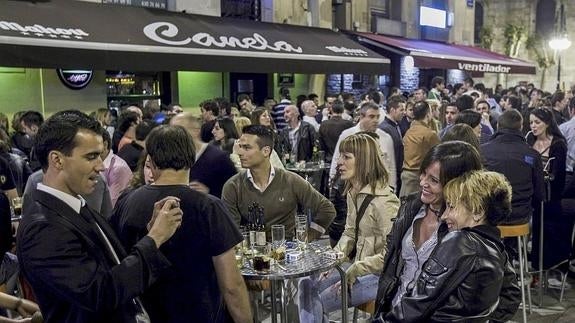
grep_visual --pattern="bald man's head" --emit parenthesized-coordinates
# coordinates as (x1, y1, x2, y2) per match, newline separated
(170, 112, 202, 141)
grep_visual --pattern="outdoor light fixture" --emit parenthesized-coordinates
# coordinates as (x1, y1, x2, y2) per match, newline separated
(549, 36, 571, 51)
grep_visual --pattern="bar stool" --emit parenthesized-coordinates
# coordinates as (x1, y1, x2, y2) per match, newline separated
(498, 223, 531, 323)
(352, 300, 375, 323)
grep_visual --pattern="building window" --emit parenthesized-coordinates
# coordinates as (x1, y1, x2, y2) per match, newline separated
(221, 0, 260, 21)
(536, 0, 556, 39)
(474, 1, 484, 45)
(370, 0, 390, 18)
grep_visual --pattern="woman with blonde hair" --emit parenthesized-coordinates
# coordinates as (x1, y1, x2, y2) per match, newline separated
(233, 116, 251, 136)
(94, 108, 114, 138)
(376, 170, 519, 322)
(318, 132, 400, 316)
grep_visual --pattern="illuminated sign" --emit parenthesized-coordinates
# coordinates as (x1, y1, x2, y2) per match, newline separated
(419, 6, 446, 29)
(57, 69, 93, 90)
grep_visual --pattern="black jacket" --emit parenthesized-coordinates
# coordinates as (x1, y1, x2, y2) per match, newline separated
(0, 152, 32, 196)
(276, 121, 318, 162)
(526, 133, 567, 201)
(318, 116, 354, 163)
(17, 190, 170, 323)
(481, 129, 545, 224)
(375, 194, 520, 322)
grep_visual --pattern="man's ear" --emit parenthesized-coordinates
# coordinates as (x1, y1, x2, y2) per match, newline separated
(48, 151, 64, 170)
(262, 146, 271, 157)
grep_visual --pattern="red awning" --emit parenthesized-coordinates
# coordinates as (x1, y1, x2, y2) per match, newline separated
(353, 32, 536, 75)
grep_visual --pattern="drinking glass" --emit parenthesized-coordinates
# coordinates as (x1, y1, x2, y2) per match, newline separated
(317, 150, 325, 168)
(240, 228, 250, 251)
(11, 197, 22, 219)
(271, 224, 285, 249)
(295, 214, 308, 250)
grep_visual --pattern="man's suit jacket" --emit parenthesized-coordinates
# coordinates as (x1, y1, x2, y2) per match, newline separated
(23, 170, 113, 219)
(17, 190, 170, 323)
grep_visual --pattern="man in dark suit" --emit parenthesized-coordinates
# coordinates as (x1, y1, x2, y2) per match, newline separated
(318, 100, 354, 165)
(379, 96, 406, 195)
(23, 170, 113, 219)
(17, 110, 183, 323)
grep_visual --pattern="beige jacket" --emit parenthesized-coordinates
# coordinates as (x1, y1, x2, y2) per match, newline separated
(335, 184, 400, 282)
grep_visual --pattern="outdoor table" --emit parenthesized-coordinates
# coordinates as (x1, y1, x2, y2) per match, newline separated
(286, 163, 330, 196)
(241, 243, 348, 323)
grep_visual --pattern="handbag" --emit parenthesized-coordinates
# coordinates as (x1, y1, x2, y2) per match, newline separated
(348, 195, 375, 260)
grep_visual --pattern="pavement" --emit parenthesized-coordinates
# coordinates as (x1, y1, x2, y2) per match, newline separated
(255, 237, 575, 322)
(256, 272, 575, 322)
(508, 272, 575, 323)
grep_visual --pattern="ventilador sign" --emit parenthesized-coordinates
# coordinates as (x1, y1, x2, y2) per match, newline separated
(143, 22, 303, 53)
(457, 62, 512, 73)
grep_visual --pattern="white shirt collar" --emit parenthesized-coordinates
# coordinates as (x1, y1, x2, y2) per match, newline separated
(37, 182, 86, 214)
(246, 166, 276, 192)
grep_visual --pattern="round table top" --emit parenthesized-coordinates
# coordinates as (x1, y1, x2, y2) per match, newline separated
(241, 243, 339, 280)
(285, 163, 329, 174)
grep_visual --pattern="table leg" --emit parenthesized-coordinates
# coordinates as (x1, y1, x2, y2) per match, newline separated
(334, 265, 348, 323)
(270, 281, 278, 323)
(280, 280, 288, 323)
(539, 200, 544, 307)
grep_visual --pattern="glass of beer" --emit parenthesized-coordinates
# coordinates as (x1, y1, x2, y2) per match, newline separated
(11, 197, 22, 219)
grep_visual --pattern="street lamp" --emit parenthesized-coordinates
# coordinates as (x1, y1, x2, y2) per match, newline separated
(548, 2, 571, 90)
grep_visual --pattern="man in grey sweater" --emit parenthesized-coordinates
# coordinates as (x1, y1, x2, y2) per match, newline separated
(222, 125, 335, 241)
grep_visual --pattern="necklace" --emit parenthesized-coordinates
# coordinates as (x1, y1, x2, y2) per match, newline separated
(427, 205, 442, 217)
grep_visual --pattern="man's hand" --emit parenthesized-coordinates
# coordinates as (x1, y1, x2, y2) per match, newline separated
(147, 197, 183, 248)
(189, 181, 209, 194)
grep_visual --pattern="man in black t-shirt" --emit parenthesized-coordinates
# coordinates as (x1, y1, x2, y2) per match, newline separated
(111, 125, 252, 323)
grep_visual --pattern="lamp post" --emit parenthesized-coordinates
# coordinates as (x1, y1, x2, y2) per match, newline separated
(549, 36, 571, 91)
(548, 2, 571, 91)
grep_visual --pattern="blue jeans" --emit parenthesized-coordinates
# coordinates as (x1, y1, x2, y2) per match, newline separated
(297, 263, 379, 321)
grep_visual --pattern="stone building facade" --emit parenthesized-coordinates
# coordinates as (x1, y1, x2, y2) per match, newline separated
(479, 0, 575, 92)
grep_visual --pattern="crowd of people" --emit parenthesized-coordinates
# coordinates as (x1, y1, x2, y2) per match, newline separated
(0, 75, 574, 322)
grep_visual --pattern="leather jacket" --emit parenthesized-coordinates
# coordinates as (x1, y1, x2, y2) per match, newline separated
(375, 224, 520, 322)
(375, 193, 445, 314)
(276, 120, 318, 162)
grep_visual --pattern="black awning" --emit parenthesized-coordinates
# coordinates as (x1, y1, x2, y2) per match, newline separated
(0, 0, 389, 74)
(351, 32, 536, 75)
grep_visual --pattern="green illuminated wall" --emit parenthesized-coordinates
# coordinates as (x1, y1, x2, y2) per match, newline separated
(177, 71, 229, 112)
(272, 74, 312, 101)
(177, 72, 314, 111)
(0, 67, 107, 127)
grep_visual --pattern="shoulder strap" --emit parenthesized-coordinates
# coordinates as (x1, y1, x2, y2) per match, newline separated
(353, 194, 376, 248)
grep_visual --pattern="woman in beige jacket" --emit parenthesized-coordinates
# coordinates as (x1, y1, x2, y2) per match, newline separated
(318, 132, 400, 316)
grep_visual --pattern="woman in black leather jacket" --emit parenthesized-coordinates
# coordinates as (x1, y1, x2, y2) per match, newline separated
(375, 141, 517, 322)
(375, 170, 520, 322)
